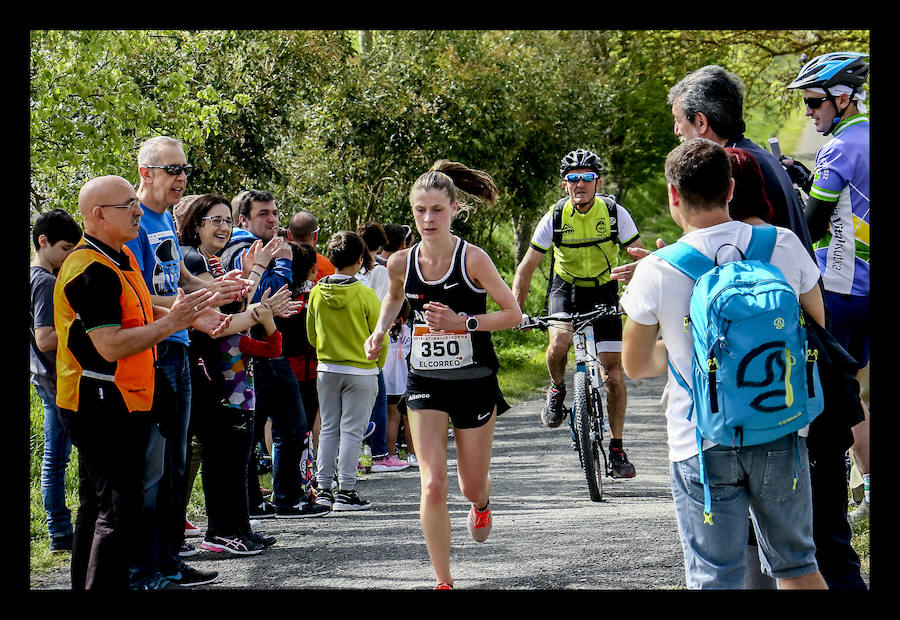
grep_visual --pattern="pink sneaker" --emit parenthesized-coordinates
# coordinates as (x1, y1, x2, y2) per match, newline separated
(371, 454, 410, 472)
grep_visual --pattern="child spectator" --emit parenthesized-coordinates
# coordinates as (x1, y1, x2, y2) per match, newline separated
(279, 241, 321, 499)
(30, 208, 82, 553)
(356, 221, 404, 472)
(384, 299, 414, 467)
(307, 231, 388, 511)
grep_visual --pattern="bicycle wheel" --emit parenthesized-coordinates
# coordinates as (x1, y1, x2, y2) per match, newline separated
(573, 371, 603, 502)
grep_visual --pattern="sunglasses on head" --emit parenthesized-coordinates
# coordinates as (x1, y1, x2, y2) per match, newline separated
(565, 172, 598, 183)
(803, 96, 830, 110)
(144, 163, 194, 176)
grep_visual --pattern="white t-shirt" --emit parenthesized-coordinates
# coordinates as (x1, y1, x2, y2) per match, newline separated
(619, 221, 821, 463)
(357, 263, 390, 301)
(383, 323, 412, 396)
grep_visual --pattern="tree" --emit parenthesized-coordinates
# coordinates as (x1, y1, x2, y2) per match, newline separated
(29, 30, 349, 220)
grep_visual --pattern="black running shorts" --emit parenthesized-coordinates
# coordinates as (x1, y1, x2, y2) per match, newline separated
(547, 276, 622, 344)
(405, 371, 510, 429)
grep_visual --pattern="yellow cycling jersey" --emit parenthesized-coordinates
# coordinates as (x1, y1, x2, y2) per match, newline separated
(551, 197, 619, 287)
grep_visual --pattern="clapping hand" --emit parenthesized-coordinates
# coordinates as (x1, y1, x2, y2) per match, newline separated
(256, 284, 300, 319)
(171, 288, 231, 337)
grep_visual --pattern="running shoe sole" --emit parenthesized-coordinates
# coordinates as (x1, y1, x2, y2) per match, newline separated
(200, 537, 264, 556)
(275, 504, 332, 518)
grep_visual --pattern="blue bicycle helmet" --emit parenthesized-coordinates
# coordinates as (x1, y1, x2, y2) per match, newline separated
(560, 148, 603, 176)
(787, 52, 869, 136)
(787, 52, 869, 91)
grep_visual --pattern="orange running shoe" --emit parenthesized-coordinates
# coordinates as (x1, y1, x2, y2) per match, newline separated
(467, 501, 492, 543)
(434, 582, 453, 590)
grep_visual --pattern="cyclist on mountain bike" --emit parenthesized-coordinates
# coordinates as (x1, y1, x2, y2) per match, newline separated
(512, 148, 644, 478)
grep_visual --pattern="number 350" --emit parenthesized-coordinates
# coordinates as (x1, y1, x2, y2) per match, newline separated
(420, 340, 460, 357)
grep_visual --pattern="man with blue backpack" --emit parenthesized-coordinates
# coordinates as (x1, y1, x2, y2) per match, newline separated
(620, 138, 828, 589)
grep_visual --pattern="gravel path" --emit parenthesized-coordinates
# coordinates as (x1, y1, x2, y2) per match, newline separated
(31, 374, 687, 591)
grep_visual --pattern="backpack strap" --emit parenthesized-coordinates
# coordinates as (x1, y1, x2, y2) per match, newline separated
(551, 194, 620, 247)
(744, 224, 778, 262)
(219, 238, 254, 273)
(653, 241, 714, 282)
(667, 352, 714, 525)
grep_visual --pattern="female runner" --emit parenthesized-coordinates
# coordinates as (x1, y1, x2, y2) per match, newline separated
(365, 160, 521, 590)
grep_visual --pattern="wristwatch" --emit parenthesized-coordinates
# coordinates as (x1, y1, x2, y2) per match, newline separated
(465, 315, 479, 332)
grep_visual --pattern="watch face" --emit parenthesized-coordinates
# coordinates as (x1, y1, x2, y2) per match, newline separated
(466, 316, 478, 331)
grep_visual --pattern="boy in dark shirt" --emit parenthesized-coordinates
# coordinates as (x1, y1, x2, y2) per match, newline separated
(30, 209, 82, 553)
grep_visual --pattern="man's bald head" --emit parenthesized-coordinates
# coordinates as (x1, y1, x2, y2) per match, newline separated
(288, 211, 319, 243)
(78, 175, 141, 246)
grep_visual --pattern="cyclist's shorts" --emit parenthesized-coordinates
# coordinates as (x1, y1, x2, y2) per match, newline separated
(548, 276, 622, 351)
(405, 371, 510, 429)
(824, 291, 870, 370)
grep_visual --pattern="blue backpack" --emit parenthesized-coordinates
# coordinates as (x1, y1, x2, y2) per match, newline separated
(655, 225, 824, 524)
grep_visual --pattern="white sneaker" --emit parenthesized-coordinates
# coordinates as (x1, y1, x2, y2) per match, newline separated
(849, 498, 870, 524)
(407, 454, 419, 467)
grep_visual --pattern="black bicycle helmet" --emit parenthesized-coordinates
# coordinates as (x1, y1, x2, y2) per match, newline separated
(560, 148, 603, 176)
(787, 52, 869, 91)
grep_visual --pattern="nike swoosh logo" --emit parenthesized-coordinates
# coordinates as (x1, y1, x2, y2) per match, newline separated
(444, 282, 459, 289)
(477, 410, 492, 421)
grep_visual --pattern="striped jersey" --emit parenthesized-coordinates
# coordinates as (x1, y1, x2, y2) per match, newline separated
(810, 113, 870, 296)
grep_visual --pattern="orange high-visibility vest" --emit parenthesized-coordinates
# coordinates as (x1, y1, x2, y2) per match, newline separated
(54, 240, 156, 413)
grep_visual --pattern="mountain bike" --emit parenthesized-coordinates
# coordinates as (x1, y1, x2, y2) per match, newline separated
(519, 304, 623, 501)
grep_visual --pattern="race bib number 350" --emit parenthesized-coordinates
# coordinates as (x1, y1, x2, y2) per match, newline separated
(410, 324, 474, 370)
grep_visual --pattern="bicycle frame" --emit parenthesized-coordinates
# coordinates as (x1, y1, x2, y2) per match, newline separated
(569, 322, 610, 489)
(572, 323, 607, 398)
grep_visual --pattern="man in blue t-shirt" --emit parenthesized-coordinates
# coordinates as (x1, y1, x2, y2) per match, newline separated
(125, 136, 247, 589)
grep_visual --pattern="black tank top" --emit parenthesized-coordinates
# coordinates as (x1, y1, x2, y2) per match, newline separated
(405, 237, 499, 379)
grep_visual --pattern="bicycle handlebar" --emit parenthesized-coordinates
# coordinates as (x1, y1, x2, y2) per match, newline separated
(517, 304, 623, 332)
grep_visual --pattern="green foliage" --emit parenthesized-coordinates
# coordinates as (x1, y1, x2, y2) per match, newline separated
(29, 30, 872, 577)
(30, 28, 870, 254)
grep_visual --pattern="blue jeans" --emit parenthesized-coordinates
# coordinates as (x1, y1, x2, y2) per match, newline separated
(35, 384, 73, 540)
(367, 371, 388, 459)
(670, 433, 818, 589)
(130, 341, 192, 584)
(254, 356, 308, 511)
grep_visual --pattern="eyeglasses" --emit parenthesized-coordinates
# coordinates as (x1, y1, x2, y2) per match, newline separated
(803, 97, 829, 110)
(564, 172, 598, 183)
(200, 215, 233, 227)
(98, 198, 140, 209)
(143, 163, 194, 176)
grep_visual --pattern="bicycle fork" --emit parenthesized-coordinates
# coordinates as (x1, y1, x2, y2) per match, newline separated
(571, 328, 610, 477)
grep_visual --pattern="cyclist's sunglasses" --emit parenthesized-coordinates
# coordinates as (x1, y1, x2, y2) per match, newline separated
(803, 97, 830, 110)
(564, 172, 598, 183)
(144, 163, 194, 176)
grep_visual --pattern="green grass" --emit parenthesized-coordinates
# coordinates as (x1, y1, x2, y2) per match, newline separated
(849, 501, 870, 577)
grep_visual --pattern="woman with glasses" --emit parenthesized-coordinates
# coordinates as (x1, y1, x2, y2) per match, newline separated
(364, 160, 521, 590)
(175, 194, 299, 556)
